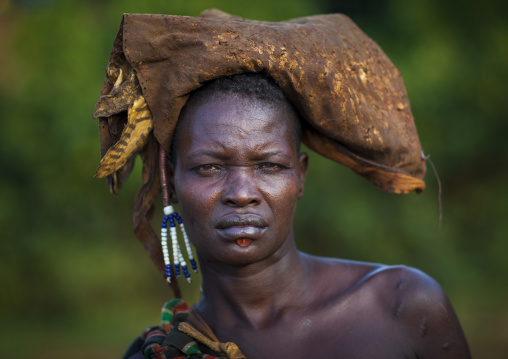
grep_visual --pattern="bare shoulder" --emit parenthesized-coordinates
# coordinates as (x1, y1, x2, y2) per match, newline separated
(305, 256, 470, 358)
(370, 265, 471, 358)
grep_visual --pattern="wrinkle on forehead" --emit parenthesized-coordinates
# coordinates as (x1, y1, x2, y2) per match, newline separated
(191, 121, 290, 154)
(182, 96, 290, 134)
(206, 117, 276, 136)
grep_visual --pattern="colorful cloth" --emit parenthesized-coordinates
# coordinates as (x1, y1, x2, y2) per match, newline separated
(122, 299, 246, 359)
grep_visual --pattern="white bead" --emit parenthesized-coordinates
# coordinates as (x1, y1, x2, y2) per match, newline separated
(180, 224, 194, 261)
(163, 206, 174, 215)
(161, 228, 167, 233)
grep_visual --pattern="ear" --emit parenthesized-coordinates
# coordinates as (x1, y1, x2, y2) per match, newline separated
(297, 152, 309, 199)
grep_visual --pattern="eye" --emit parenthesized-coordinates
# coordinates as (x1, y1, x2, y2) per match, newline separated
(193, 164, 223, 175)
(257, 162, 285, 172)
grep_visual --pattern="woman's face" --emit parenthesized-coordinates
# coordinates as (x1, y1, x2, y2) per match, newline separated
(170, 94, 308, 266)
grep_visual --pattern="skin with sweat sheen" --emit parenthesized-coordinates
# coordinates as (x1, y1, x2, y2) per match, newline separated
(169, 94, 308, 268)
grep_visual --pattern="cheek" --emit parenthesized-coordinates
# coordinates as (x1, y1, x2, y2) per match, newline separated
(174, 178, 220, 227)
(262, 175, 301, 217)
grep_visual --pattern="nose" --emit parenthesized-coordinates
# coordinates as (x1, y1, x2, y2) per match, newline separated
(222, 168, 261, 207)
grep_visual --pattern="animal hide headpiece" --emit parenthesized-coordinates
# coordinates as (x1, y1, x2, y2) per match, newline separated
(93, 9, 427, 285)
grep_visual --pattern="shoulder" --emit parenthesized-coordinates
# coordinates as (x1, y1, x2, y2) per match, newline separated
(305, 256, 470, 358)
(367, 264, 452, 319)
(368, 265, 471, 358)
(303, 255, 444, 302)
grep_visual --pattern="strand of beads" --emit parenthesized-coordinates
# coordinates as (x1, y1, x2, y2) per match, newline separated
(161, 208, 172, 283)
(175, 214, 198, 274)
(163, 205, 195, 283)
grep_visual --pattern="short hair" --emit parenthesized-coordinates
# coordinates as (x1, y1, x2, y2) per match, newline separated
(171, 73, 302, 162)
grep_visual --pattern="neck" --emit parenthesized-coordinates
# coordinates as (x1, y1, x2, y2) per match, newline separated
(196, 238, 309, 329)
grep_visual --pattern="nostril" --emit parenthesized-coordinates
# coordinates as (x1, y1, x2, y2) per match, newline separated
(225, 197, 260, 207)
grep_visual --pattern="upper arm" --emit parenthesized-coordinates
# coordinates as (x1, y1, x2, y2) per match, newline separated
(389, 266, 471, 359)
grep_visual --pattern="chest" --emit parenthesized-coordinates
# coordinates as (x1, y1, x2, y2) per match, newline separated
(213, 303, 416, 359)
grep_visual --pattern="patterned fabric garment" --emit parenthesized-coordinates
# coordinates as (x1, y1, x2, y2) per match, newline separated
(122, 299, 246, 359)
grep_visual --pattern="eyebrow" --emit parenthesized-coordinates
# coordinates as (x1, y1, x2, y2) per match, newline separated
(187, 150, 228, 160)
(254, 151, 292, 161)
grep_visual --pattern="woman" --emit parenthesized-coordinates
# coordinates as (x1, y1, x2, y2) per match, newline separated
(93, 10, 470, 359)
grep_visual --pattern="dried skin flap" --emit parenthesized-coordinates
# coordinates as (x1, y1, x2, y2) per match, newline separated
(95, 10, 426, 193)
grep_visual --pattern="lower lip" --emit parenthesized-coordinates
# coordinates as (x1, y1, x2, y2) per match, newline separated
(216, 226, 265, 243)
(236, 238, 252, 247)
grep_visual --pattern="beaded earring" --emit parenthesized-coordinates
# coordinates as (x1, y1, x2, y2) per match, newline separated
(159, 148, 198, 284)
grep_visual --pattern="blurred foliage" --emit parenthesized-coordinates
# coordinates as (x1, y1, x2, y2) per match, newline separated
(0, 0, 506, 357)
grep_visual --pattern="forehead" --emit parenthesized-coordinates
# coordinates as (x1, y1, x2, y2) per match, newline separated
(174, 94, 297, 155)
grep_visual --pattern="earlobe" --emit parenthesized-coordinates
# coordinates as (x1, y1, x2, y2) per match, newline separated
(297, 152, 309, 199)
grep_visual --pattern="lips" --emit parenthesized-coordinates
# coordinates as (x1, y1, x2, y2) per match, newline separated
(215, 214, 268, 243)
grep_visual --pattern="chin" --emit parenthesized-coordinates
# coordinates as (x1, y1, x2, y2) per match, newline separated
(200, 242, 279, 267)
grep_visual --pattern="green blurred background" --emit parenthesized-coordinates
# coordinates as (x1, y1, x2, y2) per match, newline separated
(1, 0, 506, 357)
